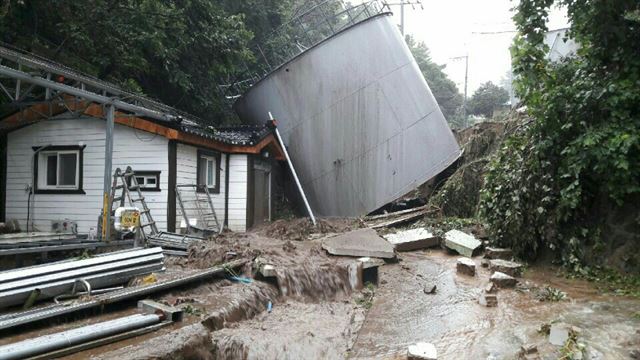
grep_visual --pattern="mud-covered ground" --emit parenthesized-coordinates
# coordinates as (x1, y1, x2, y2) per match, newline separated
(2, 218, 640, 359)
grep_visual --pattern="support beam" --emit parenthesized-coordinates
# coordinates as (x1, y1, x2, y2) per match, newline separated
(0, 64, 175, 122)
(102, 105, 114, 241)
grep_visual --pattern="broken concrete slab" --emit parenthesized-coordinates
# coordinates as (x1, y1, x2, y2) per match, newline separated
(489, 259, 524, 277)
(383, 228, 439, 251)
(357, 257, 385, 269)
(407, 342, 437, 360)
(444, 230, 481, 257)
(479, 292, 498, 307)
(484, 247, 513, 260)
(456, 257, 476, 276)
(490, 271, 517, 288)
(322, 229, 395, 259)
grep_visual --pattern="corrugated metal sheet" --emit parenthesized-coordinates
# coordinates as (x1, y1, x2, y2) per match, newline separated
(234, 13, 461, 216)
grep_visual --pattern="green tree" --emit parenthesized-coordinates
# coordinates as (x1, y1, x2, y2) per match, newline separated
(467, 81, 509, 118)
(0, 0, 293, 125)
(479, 0, 640, 269)
(405, 35, 463, 126)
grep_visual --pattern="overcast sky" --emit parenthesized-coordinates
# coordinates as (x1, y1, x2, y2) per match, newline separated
(384, 0, 569, 94)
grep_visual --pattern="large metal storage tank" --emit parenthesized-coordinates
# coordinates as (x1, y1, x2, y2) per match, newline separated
(234, 12, 461, 217)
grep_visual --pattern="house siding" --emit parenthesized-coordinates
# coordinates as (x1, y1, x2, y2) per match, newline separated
(5, 116, 169, 233)
(175, 143, 248, 232)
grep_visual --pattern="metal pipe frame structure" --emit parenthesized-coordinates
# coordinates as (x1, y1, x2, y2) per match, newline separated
(268, 114, 316, 226)
(0, 258, 247, 331)
(0, 313, 162, 360)
(0, 45, 196, 240)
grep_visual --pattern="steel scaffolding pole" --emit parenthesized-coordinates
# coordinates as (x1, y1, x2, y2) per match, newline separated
(102, 104, 114, 241)
(0, 64, 175, 122)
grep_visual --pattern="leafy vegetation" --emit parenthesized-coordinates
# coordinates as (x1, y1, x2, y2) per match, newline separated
(479, 0, 640, 270)
(405, 35, 464, 127)
(0, 0, 295, 124)
(467, 81, 509, 118)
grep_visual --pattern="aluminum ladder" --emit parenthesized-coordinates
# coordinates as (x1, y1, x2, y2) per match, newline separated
(109, 166, 158, 240)
(175, 184, 222, 236)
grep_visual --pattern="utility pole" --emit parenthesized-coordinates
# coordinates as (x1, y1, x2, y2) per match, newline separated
(463, 54, 469, 127)
(452, 54, 469, 127)
(383, 1, 423, 36)
(400, 0, 405, 36)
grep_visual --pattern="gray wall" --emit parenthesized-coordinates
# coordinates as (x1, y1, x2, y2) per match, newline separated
(234, 14, 461, 216)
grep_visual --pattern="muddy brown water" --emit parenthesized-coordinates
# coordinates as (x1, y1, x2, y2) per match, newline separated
(351, 250, 640, 359)
(2, 233, 640, 360)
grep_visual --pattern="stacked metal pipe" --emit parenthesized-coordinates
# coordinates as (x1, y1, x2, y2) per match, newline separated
(0, 247, 165, 309)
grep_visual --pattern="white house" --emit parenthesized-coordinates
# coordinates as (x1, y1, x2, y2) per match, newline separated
(0, 101, 284, 235)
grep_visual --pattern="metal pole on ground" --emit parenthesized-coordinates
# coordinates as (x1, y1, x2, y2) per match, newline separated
(268, 112, 316, 226)
(102, 104, 114, 241)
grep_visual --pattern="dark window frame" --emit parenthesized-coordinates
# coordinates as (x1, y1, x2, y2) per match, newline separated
(196, 149, 221, 194)
(32, 145, 85, 194)
(127, 171, 161, 192)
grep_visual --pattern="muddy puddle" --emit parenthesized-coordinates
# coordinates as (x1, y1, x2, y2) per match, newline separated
(351, 250, 640, 359)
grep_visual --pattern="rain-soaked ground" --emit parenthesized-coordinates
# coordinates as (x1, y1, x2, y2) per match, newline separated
(351, 250, 640, 359)
(2, 222, 640, 359)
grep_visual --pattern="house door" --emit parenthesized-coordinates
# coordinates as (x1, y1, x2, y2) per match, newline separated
(253, 169, 271, 226)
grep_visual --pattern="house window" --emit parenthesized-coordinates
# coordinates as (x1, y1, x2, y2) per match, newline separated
(130, 171, 161, 192)
(196, 149, 221, 193)
(33, 145, 85, 194)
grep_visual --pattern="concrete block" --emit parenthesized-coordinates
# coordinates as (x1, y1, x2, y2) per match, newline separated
(489, 259, 523, 277)
(456, 257, 476, 276)
(407, 342, 437, 360)
(479, 292, 498, 307)
(549, 323, 570, 346)
(322, 229, 395, 259)
(485, 247, 513, 260)
(485, 282, 497, 294)
(259, 264, 277, 278)
(383, 228, 439, 251)
(138, 299, 183, 322)
(444, 230, 481, 257)
(357, 257, 385, 269)
(490, 271, 517, 288)
(348, 261, 364, 290)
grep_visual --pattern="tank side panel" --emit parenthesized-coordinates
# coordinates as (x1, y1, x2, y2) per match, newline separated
(233, 14, 460, 216)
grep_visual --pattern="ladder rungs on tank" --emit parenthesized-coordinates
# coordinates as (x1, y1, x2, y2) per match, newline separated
(175, 184, 222, 236)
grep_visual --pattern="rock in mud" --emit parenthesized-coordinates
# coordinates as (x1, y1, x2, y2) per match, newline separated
(481, 259, 490, 267)
(484, 247, 513, 260)
(484, 282, 497, 294)
(456, 257, 476, 276)
(490, 271, 517, 288)
(517, 344, 540, 360)
(489, 259, 523, 277)
(258, 264, 277, 278)
(444, 230, 481, 257)
(479, 292, 498, 307)
(322, 228, 395, 259)
(423, 283, 437, 294)
(407, 342, 437, 360)
(383, 228, 439, 251)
